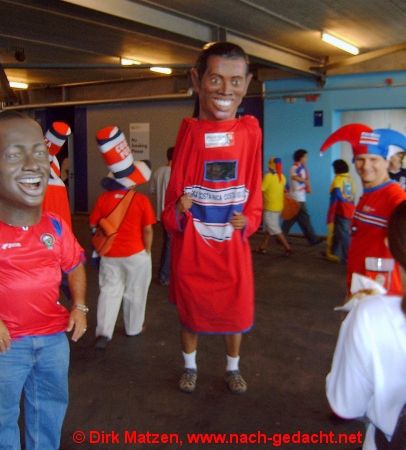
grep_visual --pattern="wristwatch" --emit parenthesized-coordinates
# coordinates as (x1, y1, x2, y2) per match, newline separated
(73, 304, 89, 315)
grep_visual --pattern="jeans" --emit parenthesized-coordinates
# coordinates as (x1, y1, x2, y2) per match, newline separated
(0, 332, 69, 450)
(282, 202, 318, 244)
(332, 216, 351, 264)
(159, 225, 171, 284)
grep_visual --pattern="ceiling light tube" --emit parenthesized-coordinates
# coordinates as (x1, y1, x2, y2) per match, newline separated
(150, 66, 172, 75)
(120, 57, 141, 66)
(9, 81, 29, 89)
(321, 32, 359, 55)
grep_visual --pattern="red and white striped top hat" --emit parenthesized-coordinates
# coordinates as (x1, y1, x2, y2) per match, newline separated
(45, 122, 71, 157)
(44, 122, 71, 181)
(96, 125, 151, 188)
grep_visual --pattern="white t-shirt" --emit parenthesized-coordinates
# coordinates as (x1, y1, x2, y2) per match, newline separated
(326, 294, 406, 449)
(289, 162, 307, 202)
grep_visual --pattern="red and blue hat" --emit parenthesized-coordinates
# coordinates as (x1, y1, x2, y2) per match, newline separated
(320, 123, 406, 159)
(268, 157, 283, 182)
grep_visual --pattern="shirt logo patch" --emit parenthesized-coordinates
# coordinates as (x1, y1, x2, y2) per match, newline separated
(1, 242, 22, 250)
(204, 132, 235, 148)
(41, 233, 55, 249)
(362, 205, 376, 213)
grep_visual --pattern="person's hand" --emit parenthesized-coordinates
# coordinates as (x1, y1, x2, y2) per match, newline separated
(177, 195, 193, 213)
(0, 320, 11, 352)
(230, 212, 247, 230)
(67, 309, 88, 342)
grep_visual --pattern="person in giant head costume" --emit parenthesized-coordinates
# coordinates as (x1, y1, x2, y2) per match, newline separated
(0, 111, 87, 450)
(320, 124, 406, 295)
(42, 122, 72, 228)
(162, 42, 262, 394)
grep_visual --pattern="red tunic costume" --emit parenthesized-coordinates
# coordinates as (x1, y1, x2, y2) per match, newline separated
(348, 181, 406, 295)
(162, 116, 262, 334)
(0, 212, 84, 339)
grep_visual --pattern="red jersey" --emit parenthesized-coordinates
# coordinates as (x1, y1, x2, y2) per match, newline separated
(0, 213, 84, 338)
(162, 116, 263, 333)
(348, 181, 406, 295)
(89, 190, 156, 257)
(42, 185, 72, 229)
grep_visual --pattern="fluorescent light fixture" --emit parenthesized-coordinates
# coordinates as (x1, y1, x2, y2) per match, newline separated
(321, 32, 359, 55)
(120, 57, 141, 66)
(9, 81, 29, 89)
(150, 66, 172, 75)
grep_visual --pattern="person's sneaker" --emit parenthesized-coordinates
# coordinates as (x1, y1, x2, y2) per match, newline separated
(95, 336, 110, 350)
(179, 369, 197, 393)
(224, 370, 247, 394)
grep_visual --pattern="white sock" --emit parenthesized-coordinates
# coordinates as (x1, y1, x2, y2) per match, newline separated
(226, 355, 240, 372)
(182, 350, 197, 370)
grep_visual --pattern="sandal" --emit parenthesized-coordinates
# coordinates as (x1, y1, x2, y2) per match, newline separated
(225, 370, 247, 394)
(179, 369, 197, 393)
(255, 248, 267, 254)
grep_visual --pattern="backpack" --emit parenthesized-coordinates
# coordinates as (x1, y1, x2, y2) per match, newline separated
(91, 190, 135, 256)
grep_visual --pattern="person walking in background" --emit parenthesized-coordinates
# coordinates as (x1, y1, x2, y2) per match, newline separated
(150, 146, 174, 286)
(324, 159, 355, 264)
(162, 42, 262, 394)
(256, 157, 292, 256)
(0, 111, 87, 449)
(90, 126, 155, 350)
(282, 149, 322, 246)
(326, 201, 406, 450)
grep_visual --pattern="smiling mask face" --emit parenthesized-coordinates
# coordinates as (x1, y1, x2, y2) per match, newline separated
(191, 55, 252, 122)
(0, 117, 49, 215)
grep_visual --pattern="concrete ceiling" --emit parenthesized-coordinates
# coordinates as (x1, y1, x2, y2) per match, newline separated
(1, 0, 406, 104)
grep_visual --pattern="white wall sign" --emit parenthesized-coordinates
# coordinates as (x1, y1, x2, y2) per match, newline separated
(129, 123, 150, 160)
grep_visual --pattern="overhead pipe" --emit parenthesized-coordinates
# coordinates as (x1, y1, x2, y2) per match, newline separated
(1, 90, 265, 111)
(1, 91, 194, 111)
(265, 81, 406, 100)
(1, 63, 191, 70)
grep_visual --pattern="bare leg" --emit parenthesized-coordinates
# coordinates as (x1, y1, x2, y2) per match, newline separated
(275, 233, 292, 253)
(257, 232, 270, 252)
(179, 329, 198, 392)
(224, 333, 247, 393)
(181, 329, 198, 353)
(224, 333, 242, 357)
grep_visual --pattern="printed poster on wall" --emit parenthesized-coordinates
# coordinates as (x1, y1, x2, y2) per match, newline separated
(129, 123, 150, 160)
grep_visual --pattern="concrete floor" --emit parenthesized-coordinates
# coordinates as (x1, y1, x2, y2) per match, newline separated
(58, 215, 364, 450)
